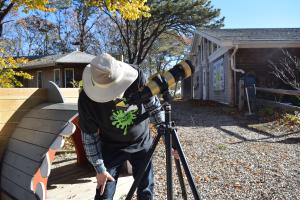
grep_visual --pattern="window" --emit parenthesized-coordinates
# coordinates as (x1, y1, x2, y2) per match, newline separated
(54, 69, 60, 86)
(37, 71, 42, 88)
(64, 68, 74, 88)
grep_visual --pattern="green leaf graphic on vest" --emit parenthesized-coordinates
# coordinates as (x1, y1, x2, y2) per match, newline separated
(111, 109, 137, 135)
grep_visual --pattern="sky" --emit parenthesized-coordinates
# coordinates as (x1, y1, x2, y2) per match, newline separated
(211, 0, 300, 28)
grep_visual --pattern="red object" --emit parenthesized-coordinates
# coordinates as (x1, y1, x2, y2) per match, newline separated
(71, 115, 89, 165)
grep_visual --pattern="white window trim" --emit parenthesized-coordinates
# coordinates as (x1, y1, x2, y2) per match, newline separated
(54, 68, 60, 87)
(64, 68, 74, 88)
(37, 71, 42, 88)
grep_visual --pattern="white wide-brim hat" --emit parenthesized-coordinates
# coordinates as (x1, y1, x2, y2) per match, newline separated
(82, 53, 138, 102)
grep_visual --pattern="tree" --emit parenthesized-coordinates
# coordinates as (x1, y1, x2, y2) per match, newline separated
(104, 0, 224, 65)
(15, 14, 59, 55)
(0, 0, 150, 36)
(0, 0, 54, 37)
(141, 32, 189, 75)
(0, 0, 150, 87)
(269, 49, 300, 91)
(0, 48, 32, 87)
(64, 0, 102, 52)
(92, 14, 124, 55)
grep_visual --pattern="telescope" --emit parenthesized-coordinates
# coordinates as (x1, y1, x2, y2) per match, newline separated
(123, 59, 201, 200)
(127, 60, 194, 105)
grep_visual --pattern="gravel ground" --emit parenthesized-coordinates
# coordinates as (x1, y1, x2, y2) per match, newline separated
(51, 100, 300, 200)
(150, 101, 300, 200)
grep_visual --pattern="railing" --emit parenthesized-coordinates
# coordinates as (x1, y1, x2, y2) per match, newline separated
(256, 87, 300, 96)
(255, 87, 300, 111)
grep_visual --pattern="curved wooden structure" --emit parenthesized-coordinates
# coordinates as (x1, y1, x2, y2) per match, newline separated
(0, 82, 85, 200)
(1, 103, 78, 200)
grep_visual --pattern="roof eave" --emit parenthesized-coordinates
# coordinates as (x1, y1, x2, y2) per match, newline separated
(20, 62, 56, 70)
(233, 40, 300, 48)
(56, 61, 91, 64)
(194, 30, 223, 46)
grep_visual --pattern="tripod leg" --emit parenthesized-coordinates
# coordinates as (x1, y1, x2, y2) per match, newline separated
(165, 128, 173, 200)
(125, 130, 163, 200)
(175, 159, 188, 200)
(172, 129, 201, 200)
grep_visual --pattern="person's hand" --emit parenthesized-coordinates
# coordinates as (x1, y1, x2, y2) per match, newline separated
(172, 148, 179, 160)
(96, 171, 115, 195)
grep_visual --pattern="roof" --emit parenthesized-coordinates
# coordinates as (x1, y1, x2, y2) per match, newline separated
(195, 28, 300, 47)
(56, 51, 95, 63)
(21, 51, 95, 70)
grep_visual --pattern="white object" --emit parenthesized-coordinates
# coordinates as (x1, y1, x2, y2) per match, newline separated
(59, 122, 76, 137)
(82, 53, 138, 102)
(50, 136, 65, 150)
(40, 152, 51, 178)
(35, 182, 46, 200)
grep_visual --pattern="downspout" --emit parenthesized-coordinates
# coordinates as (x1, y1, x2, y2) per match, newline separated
(230, 45, 245, 105)
(230, 45, 244, 74)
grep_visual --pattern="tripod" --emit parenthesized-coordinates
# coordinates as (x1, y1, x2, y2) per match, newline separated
(125, 91, 201, 200)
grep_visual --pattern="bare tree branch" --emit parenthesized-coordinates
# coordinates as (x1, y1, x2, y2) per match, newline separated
(269, 49, 300, 90)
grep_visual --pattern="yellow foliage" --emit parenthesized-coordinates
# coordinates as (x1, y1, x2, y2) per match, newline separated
(88, 0, 150, 20)
(11, 0, 55, 12)
(106, 0, 150, 19)
(11, 0, 150, 19)
(0, 0, 150, 87)
(0, 48, 32, 88)
(282, 111, 300, 126)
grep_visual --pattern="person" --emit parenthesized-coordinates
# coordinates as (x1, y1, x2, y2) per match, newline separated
(78, 53, 164, 200)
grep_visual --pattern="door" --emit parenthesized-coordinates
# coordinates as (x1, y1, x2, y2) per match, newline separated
(64, 68, 74, 88)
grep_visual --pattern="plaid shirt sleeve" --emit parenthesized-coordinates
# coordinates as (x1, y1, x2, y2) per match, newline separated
(81, 131, 106, 174)
(143, 95, 165, 125)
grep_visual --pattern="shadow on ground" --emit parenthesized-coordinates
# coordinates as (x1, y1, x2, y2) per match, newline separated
(170, 100, 300, 144)
(47, 162, 94, 189)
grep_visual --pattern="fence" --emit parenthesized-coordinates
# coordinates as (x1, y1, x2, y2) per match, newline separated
(256, 87, 300, 111)
(256, 87, 300, 96)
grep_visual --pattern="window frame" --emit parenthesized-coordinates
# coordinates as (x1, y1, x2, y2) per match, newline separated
(53, 68, 61, 87)
(37, 71, 42, 88)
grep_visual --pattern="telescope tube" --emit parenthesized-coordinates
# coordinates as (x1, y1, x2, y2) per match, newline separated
(128, 60, 194, 105)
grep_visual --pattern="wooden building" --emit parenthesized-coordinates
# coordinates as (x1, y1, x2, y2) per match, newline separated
(20, 51, 95, 88)
(183, 28, 300, 105)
